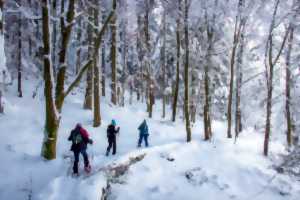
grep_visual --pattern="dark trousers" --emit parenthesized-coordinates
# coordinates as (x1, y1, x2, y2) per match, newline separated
(73, 148, 89, 174)
(106, 136, 116, 155)
(138, 134, 149, 147)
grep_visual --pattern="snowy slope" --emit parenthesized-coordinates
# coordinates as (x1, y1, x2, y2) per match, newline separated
(0, 81, 300, 200)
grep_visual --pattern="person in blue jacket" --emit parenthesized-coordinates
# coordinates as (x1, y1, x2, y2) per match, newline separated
(138, 119, 149, 147)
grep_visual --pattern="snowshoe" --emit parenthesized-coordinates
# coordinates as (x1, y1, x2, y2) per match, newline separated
(84, 165, 92, 173)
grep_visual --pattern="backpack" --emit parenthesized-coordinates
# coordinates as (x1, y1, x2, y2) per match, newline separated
(107, 125, 116, 137)
(72, 129, 83, 145)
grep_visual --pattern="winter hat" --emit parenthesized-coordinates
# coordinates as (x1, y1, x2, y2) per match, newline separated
(111, 119, 116, 126)
(76, 123, 82, 128)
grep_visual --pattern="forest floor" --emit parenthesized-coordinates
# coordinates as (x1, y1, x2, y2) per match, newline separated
(0, 81, 300, 200)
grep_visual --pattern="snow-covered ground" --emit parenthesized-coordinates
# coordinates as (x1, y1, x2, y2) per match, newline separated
(1, 81, 300, 200)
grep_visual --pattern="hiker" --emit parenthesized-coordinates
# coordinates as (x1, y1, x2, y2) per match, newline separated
(68, 123, 93, 175)
(106, 119, 120, 156)
(138, 119, 149, 147)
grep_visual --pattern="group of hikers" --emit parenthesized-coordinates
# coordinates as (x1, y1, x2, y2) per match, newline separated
(68, 119, 150, 176)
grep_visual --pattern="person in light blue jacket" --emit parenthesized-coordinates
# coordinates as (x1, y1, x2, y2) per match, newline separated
(138, 119, 149, 147)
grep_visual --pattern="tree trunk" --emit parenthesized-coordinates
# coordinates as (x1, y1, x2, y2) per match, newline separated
(41, 0, 115, 160)
(264, 0, 289, 156)
(162, 10, 166, 119)
(184, 0, 191, 142)
(144, 0, 153, 118)
(101, 43, 106, 96)
(235, 27, 244, 141)
(51, 0, 57, 71)
(204, 39, 213, 141)
(41, 0, 59, 160)
(75, 15, 82, 75)
(93, 0, 101, 127)
(55, 0, 75, 112)
(0, 0, 4, 113)
(286, 26, 294, 147)
(17, 8, 22, 98)
(84, 4, 94, 110)
(111, 0, 117, 105)
(172, 0, 181, 122)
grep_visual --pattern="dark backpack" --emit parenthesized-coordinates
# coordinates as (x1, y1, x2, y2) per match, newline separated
(72, 129, 83, 145)
(107, 125, 116, 137)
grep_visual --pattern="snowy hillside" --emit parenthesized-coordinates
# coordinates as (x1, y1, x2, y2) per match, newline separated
(1, 81, 299, 200)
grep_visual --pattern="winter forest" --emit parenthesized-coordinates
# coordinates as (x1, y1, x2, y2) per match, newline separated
(1, 0, 300, 199)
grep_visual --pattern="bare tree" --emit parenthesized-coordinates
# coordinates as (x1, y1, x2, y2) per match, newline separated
(263, 0, 290, 156)
(41, 0, 115, 159)
(227, 0, 244, 139)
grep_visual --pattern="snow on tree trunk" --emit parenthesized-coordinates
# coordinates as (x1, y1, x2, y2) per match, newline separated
(41, 0, 60, 160)
(227, 0, 244, 139)
(264, 0, 290, 156)
(235, 22, 245, 141)
(84, 7, 94, 110)
(93, 0, 101, 127)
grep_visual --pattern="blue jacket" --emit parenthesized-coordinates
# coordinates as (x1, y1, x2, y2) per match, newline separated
(138, 120, 149, 135)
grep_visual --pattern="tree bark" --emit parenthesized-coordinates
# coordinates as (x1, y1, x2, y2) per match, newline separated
(234, 25, 245, 142)
(93, 0, 101, 127)
(172, 0, 181, 122)
(162, 10, 166, 119)
(111, 0, 117, 105)
(84, 4, 94, 110)
(41, 0, 115, 160)
(17, 5, 22, 98)
(227, 3, 243, 138)
(264, 0, 289, 156)
(55, 0, 76, 112)
(285, 26, 294, 147)
(41, 0, 59, 160)
(184, 0, 191, 142)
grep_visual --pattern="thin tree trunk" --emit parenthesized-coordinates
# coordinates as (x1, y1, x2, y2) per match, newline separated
(235, 27, 244, 142)
(111, 0, 117, 105)
(55, 0, 76, 112)
(17, 7, 22, 98)
(286, 26, 294, 147)
(162, 10, 166, 118)
(52, 0, 57, 70)
(172, 0, 181, 122)
(101, 42, 106, 96)
(264, 0, 289, 156)
(144, 0, 153, 118)
(184, 0, 191, 142)
(75, 15, 82, 74)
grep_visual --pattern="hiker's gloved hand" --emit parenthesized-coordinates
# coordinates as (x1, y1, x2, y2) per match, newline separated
(89, 139, 93, 145)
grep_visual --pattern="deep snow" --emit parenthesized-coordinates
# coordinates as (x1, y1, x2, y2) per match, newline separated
(0, 81, 300, 200)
